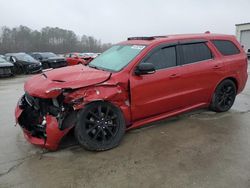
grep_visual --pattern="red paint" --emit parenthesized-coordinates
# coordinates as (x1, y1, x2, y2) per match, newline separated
(15, 33, 248, 150)
(24, 65, 111, 98)
(66, 53, 94, 65)
(16, 105, 70, 150)
(65, 53, 88, 66)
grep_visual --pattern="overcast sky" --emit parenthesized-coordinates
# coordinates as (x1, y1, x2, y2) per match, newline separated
(0, 0, 249, 43)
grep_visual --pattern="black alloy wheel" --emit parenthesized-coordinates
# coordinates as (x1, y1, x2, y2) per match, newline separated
(210, 79, 237, 112)
(75, 102, 125, 151)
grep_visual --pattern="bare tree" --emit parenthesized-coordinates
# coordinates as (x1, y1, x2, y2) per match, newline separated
(0, 25, 112, 54)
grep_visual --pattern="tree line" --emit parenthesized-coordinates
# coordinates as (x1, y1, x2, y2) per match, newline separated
(0, 25, 112, 54)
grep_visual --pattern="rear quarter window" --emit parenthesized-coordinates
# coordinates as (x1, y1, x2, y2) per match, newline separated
(212, 40, 240, 56)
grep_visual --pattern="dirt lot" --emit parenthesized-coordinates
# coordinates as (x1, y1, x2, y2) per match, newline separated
(0, 65, 250, 188)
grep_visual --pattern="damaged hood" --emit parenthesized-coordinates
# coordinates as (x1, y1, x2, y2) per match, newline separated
(24, 65, 111, 98)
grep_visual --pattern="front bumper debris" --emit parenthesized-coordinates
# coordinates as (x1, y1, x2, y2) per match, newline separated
(15, 94, 71, 150)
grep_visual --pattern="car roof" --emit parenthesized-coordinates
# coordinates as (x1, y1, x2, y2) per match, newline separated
(5, 52, 26, 56)
(119, 33, 236, 46)
(31, 52, 52, 54)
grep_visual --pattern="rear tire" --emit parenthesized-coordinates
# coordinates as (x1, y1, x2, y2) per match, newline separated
(75, 102, 125, 151)
(210, 79, 237, 112)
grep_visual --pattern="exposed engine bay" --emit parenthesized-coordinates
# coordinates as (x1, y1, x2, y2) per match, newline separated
(18, 92, 76, 140)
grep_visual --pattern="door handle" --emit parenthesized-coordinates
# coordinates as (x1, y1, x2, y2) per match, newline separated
(213, 65, 222, 70)
(169, 74, 180, 78)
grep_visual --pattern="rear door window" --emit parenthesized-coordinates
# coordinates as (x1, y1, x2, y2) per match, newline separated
(180, 43, 213, 65)
(212, 40, 240, 56)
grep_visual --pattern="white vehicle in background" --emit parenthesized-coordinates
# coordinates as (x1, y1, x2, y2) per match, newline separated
(80, 52, 100, 63)
(0, 55, 6, 59)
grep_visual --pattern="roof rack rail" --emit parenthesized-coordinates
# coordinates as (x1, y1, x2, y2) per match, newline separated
(127, 37, 155, 41)
(152, 36, 168, 38)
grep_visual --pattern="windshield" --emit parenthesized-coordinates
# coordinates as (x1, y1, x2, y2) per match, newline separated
(0, 57, 6, 63)
(15, 53, 36, 62)
(41, 52, 57, 59)
(89, 45, 145, 72)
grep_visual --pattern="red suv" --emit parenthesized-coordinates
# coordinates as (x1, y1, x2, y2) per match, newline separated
(65, 53, 87, 66)
(15, 33, 248, 151)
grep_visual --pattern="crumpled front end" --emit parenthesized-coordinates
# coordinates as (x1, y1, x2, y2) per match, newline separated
(14, 65, 131, 150)
(15, 93, 74, 150)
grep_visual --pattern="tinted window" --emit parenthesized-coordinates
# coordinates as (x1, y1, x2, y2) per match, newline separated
(41, 52, 57, 59)
(14, 53, 36, 62)
(212, 40, 240, 56)
(145, 46, 176, 70)
(181, 43, 212, 65)
(33, 54, 40, 60)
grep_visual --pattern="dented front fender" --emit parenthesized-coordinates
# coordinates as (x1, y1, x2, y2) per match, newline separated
(65, 83, 132, 125)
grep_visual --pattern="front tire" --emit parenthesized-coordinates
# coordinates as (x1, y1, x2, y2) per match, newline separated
(23, 67, 29, 74)
(210, 79, 237, 112)
(14, 64, 23, 74)
(75, 102, 125, 151)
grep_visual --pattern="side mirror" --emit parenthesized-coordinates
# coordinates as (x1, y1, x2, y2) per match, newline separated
(10, 56, 17, 63)
(135, 63, 155, 75)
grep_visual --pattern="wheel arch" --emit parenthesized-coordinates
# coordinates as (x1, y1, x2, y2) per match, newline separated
(67, 85, 132, 125)
(83, 100, 117, 108)
(74, 99, 126, 151)
(221, 77, 238, 92)
(79, 99, 130, 125)
(210, 77, 238, 112)
(209, 76, 239, 104)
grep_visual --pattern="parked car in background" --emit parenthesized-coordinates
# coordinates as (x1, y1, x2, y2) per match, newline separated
(247, 49, 250, 58)
(0, 55, 6, 59)
(80, 53, 98, 64)
(0, 56, 14, 77)
(65, 53, 87, 66)
(5, 53, 42, 74)
(56, 54, 65, 58)
(30, 52, 67, 69)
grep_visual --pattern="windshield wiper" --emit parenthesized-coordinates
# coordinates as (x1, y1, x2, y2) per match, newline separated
(89, 65, 103, 70)
(88, 64, 114, 72)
